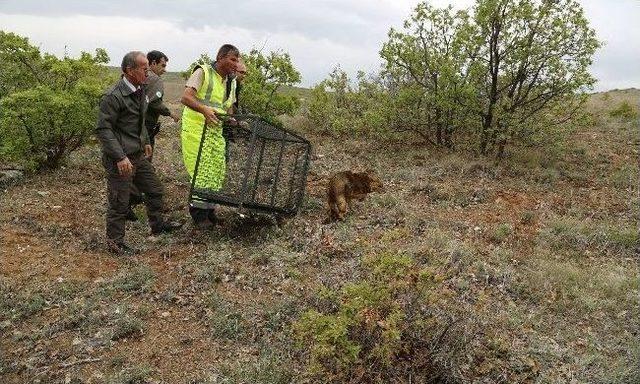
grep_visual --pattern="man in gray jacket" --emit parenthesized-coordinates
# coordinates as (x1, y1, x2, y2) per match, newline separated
(127, 50, 180, 220)
(144, 50, 180, 151)
(96, 51, 181, 255)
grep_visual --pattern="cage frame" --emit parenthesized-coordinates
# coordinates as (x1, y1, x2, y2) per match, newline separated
(188, 114, 311, 217)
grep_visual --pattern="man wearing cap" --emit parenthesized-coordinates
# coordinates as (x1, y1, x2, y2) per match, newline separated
(96, 51, 182, 255)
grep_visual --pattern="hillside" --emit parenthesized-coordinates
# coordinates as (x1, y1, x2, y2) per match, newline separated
(0, 89, 638, 383)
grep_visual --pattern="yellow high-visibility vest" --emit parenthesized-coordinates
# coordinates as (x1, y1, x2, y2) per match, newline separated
(181, 62, 236, 191)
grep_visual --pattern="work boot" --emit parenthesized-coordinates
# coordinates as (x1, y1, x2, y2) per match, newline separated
(107, 240, 140, 256)
(151, 221, 183, 235)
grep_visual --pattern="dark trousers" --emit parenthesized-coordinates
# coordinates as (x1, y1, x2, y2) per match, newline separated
(130, 123, 161, 203)
(103, 153, 164, 242)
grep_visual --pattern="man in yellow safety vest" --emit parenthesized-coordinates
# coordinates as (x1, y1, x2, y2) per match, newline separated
(180, 44, 239, 228)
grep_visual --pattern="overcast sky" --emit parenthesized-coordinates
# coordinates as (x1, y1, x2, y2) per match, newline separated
(0, 0, 637, 91)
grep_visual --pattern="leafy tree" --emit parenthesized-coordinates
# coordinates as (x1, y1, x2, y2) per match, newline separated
(0, 31, 43, 100)
(379, 0, 600, 157)
(305, 67, 391, 136)
(0, 31, 113, 170)
(472, 0, 601, 157)
(380, 3, 480, 147)
(242, 49, 302, 118)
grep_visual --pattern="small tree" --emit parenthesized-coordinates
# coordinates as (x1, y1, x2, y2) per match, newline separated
(0, 31, 112, 170)
(305, 67, 392, 137)
(0, 31, 43, 100)
(472, 0, 600, 157)
(378, 0, 600, 157)
(242, 49, 302, 118)
(380, 3, 481, 147)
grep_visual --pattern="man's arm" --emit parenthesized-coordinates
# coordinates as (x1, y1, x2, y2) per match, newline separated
(95, 94, 126, 161)
(146, 76, 172, 117)
(141, 120, 151, 147)
(96, 94, 134, 176)
(181, 87, 219, 125)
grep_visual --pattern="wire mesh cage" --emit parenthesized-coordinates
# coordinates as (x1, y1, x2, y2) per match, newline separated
(189, 114, 311, 216)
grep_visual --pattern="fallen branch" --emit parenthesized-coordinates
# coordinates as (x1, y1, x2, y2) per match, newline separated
(59, 357, 101, 368)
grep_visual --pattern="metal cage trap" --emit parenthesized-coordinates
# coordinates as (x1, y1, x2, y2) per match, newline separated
(188, 114, 311, 217)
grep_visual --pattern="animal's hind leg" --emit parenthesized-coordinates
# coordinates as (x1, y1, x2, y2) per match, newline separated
(327, 203, 339, 222)
(336, 196, 348, 220)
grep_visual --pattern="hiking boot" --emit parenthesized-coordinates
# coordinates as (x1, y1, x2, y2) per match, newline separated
(151, 221, 183, 235)
(126, 207, 138, 222)
(107, 240, 140, 256)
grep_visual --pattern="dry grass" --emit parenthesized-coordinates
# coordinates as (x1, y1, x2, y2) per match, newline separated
(0, 88, 638, 383)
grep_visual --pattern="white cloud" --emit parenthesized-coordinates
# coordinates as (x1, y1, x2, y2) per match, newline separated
(0, 0, 637, 90)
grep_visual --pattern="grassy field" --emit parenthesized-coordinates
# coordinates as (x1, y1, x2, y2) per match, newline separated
(0, 85, 638, 383)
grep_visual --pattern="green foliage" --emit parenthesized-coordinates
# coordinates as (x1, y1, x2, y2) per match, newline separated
(0, 31, 43, 99)
(471, 0, 600, 158)
(0, 31, 113, 170)
(609, 101, 638, 120)
(304, 67, 392, 137)
(307, 0, 600, 158)
(380, 3, 480, 147)
(294, 252, 457, 382)
(242, 49, 302, 118)
(491, 223, 513, 243)
(111, 314, 144, 341)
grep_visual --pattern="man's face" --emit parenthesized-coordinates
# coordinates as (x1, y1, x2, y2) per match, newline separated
(217, 53, 239, 77)
(126, 55, 149, 85)
(149, 57, 167, 76)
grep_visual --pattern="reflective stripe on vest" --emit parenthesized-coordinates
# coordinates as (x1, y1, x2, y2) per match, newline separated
(194, 64, 236, 113)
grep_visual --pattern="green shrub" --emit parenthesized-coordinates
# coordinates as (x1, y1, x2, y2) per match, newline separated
(293, 252, 460, 382)
(490, 223, 513, 244)
(609, 101, 638, 120)
(111, 315, 144, 341)
(304, 67, 392, 138)
(0, 31, 113, 170)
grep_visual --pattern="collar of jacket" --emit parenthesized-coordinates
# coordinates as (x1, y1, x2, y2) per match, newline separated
(118, 76, 138, 97)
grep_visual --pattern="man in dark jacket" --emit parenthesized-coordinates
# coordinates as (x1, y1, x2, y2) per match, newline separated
(127, 50, 180, 219)
(96, 51, 181, 255)
(144, 50, 180, 151)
